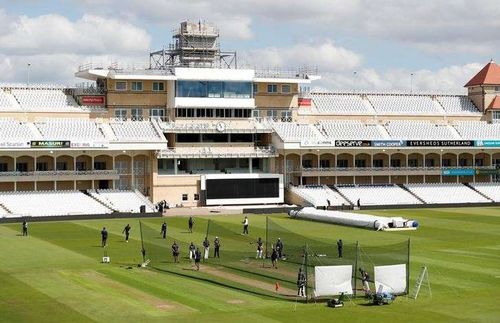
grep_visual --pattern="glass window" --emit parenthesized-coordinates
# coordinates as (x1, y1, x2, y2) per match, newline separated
(373, 159, 384, 168)
(390, 159, 401, 168)
(320, 160, 330, 168)
(115, 81, 127, 91)
(208, 82, 223, 98)
(131, 108, 143, 120)
(151, 108, 165, 120)
(408, 159, 418, 167)
(177, 81, 207, 97)
(282, 84, 291, 93)
(94, 161, 106, 170)
(442, 159, 451, 167)
(194, 194, 199, 201)
(337, 159, 348, 168)
(302, 160, 312, 168)
(36, 162, 48, 171)
(493, 111, 500, 123)
(267, 84, 278, 93)
(16, 163, 28, 172)
(131, 82, 143, 91)
(0, 163, 8, 172)
(252, 110, 260, 118)
(425, 159, 435, 167)
(56, 162, 67, 171)
(355, 159, 366, 168)
(253, 83, 258, 94)
(152, 82, 165, 91)
(182, 194, 188, 201)
(223, 82, 252, 98)
(115, 109, 127, 121)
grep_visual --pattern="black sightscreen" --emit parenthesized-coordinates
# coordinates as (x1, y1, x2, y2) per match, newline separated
(206, 178, 279, 199)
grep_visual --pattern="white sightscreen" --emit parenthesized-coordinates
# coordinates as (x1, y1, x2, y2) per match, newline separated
(374, 264, 407, 294)
(314, 265, 353, 297)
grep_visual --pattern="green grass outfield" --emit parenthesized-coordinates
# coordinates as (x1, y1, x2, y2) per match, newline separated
(1, 207, 499, 322)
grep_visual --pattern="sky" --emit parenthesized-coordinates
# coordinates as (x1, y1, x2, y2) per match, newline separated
(0, 0, 498, 92)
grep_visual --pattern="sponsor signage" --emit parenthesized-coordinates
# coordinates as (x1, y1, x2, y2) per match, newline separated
(407, 140, 474, 147)
(0, 141, 30, 148)
(30, 141, 71, 148)
(298, 98, 312, 106)
(475, 168, 500, 175)
(81, 96, 105, 105)
(475, 140, 500, 147)
(372, 140, 406, 147)
(301, 140, 333, 147)
(335, 140, 371, 147)
(442, 168, 475, 176)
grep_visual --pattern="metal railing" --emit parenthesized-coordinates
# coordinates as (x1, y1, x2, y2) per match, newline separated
(157, 145, 277, 159)
(0, 170, 118, 177)
(288, 166, 495, 173)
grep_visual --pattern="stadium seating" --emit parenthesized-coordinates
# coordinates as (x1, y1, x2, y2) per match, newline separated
(290, 185, 349, 207)
(318, 120, 389, 140)
(0, 191, 112, 217)
(310, 93, 373, 114)
(0, 118, 36, 140)
(88, 189, 156, 213)
(35, 118, 106, 140)
(368, 94, 440, 114)
(335, 184, 423, 206)
(272, 122, 324, 142)
(437, 96, 480, 114)
(470, 183, 500, 202)
(384, 120, 460, 140)
(452, 121, 500, 139)
(404, 183, 491, 204)
(109, 121, 164, 141)
(11, 88, 81, 111)
(0, 89, 19, 111)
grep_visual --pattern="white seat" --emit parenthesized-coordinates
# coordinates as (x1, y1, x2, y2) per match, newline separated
(405, 183, 490, 204)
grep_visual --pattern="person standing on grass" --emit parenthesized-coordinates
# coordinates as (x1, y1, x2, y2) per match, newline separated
(337, 239, 343, 258)
(172, 241, 180, 263)
(161, 221, 167, 239)
(101, 227, 108, 247)
(242, 216, 249, 235)
(271, 248, 278, 269)
(275, 238, 284, 259)
(297, 267, 306, 297)
(194, 248, 201, 271)
(256, 237, 263, 259)
(203, 237, 210, 260)
(22, 220, 28, 236)
(189, 242, 196, 260)
(214, 236, 220, 258)
(188, 217, 194, 233)
(122, 224, 131, 242)
(360, 268, 371, 294)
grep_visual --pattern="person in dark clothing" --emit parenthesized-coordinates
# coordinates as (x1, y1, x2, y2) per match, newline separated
(357, 198, 361, 208)
(161, 222, 167, 239)
(242, 216, 249, 235)
(271, 248, 278, 269)
(101, 227, 108, 247)
(202, 237, 210, 260)
(172, 241, 180, 263)
(22, 221, 28, 236)
(188, 217, 194, 233)
(275, 238, 284, 259)
(337, 239, 343, 258)
(297, 267, 306, 297)
(189, 242, 196, 260)
(256, 237, 263, 259)
(214, 237, 220, 258)
(194, 248, 201, 271)
(122, 224, 131, 242)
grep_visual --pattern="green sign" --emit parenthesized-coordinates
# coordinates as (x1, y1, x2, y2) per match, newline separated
(30, 141, 71, 148)
(475, 168, 500, 175)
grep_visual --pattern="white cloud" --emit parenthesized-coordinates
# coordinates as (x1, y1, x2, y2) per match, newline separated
(240, 40, 362, 73)
(0, 10, 151, 84)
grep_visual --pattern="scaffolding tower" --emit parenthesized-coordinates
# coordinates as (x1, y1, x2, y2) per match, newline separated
(150, 21, 237, 69)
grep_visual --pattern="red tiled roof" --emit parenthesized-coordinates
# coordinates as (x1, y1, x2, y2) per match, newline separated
(488, 96, 500, 110)
(464, 61, 500, 87)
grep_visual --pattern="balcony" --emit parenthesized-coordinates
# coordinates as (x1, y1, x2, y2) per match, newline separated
(157, 145, 278, 159)
(288, 166, 494, 177)
(0, 170, 119, 182)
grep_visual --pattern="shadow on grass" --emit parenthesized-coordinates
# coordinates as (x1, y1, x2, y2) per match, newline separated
(153, 266, 296, 302)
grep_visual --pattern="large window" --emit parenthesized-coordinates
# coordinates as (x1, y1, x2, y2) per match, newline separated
(131, 81, 143, 91)
(115, 109, 127, 121)
(493, 111, 500, 123)
(115, 81, 127, 91)
(267, 84, 278, 93)
(282, 84, 291, 93)
(131, 108, 143, 120)
(176, 81, 252, 98)
(152, 82, 165, 91)
(150, 108, 165, 120)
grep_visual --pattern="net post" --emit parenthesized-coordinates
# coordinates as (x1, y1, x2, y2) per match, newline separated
(139, 220, 146, 263)
(205, 219, 211, 239)
(407, 237, 411, 295)
(304, 243, 309, 302)
(353, 240, 359, 298)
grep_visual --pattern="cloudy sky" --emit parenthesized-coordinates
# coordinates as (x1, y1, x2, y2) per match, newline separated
(0, 0, 498, 92)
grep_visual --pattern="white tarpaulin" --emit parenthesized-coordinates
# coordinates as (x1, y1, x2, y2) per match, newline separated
(314, 265, 353, 297)
(374, 264, 407, 294)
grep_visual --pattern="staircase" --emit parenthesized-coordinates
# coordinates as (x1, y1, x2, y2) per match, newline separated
(0, 203, 12, 214)
(329, 185, 354, 206)
(83, 190, 117, 212)
(463, 183, 495, 202)
(398, 184, 426, 204)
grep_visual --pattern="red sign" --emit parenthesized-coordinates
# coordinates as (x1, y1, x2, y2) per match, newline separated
(298, 98, 312, 106)
(81, 96, 105, 105)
